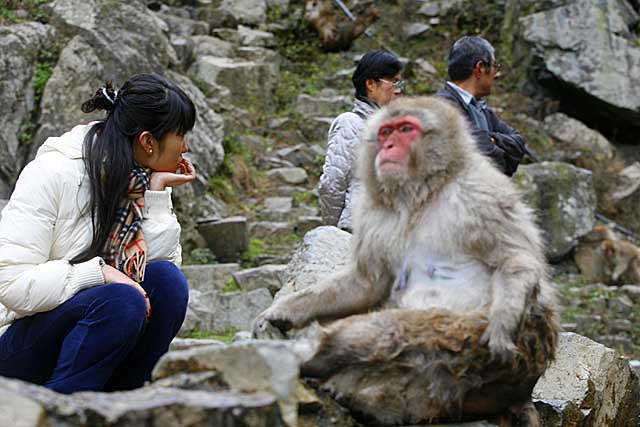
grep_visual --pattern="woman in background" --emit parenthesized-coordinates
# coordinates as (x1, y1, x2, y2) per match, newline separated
(318, 50, 404, 232)
(0, 73, 196, 393)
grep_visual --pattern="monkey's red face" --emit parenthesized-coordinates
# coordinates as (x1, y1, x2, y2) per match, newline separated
(376, 116, 423, 173)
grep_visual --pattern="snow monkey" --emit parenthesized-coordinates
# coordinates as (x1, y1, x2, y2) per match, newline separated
(602, 238, 640, 285)
(574, 224, 619, 284)
(304, 0, 379, 52)
(253, 97, 558, 425)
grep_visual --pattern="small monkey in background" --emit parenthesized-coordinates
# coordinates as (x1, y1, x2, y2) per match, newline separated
(254, 97, 558, 425)
(304, 0, 379, 52)
(574, 224, 619, 284)
(602, 239, 640, 285)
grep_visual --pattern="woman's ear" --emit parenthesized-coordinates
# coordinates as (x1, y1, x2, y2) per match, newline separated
(138, 131, 155, 154)
(365, 78, 377, 94)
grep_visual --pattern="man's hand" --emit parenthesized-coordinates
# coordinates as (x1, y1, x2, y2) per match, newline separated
(101, 263, 151, 318)
(149, 159, 196, 191)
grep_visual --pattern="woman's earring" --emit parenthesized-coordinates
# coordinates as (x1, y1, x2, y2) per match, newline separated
(149, 149, 153, 154)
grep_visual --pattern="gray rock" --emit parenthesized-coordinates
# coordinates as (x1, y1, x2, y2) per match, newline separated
(608, 294, 634, 317)
(533, 399, 586, 427)
(295, 92, 351, 117)
(259, 197, 294, 222)
(521, 0, 640, 132)
(0, 376, 285, 427)
(232, 264, 287, 295)
(182, 263, 241, 292)
(298, 116, 334, 144)
(417, 0, 464, 16)
(295, 216, 322, 236)
(188, 54, 278, 112)
(0, 388, 46, 427)
(604, 162, 640, 234)
(543, 113, 615, 171)
(250, 221, 294, 238)
(276, 143, 322, 168)
(0, 22, 55, 187)
(237, 25, 276, 47)
(197, 217, 249, 262)
(170, 34, 194, 69)
(182, 288, 273, 332)
(621, 284, 640, 303)
(596, 335, 634, 354)
(153, 339, 299, 426)
(414, 58, 439, 75)
(514, 162, 596, 260)
(533, 332, 640, 426)
(276, 226, 352, 300)
(266, 167, 308, 185)
(191, 35, 235, 58)
(160, 12, 210, 37)
(232, 330, 253, 342)
(169, 337, 226, 352)
(404, 22, 431, 38)
(198, 0, 267, 27)
(36, 0, 178, 147)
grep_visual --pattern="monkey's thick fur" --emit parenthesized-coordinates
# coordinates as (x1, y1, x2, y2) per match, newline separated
(255, 97, 559, 425)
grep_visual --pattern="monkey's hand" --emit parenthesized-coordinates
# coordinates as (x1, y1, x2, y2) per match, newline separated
(480, 321, 518, 362)
(252, 302, 298, 339)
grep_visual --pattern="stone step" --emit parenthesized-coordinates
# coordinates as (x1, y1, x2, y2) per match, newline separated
(180, 288, 273, 334)
(232, 264, 287, 296)
(182, 263, 240, 292)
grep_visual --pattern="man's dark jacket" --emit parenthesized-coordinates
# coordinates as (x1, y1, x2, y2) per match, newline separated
(436, 84, 529, 176)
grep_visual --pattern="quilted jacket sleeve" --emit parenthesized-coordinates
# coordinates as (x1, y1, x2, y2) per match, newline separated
(318, 112, 362, 226)
(142, 187, 182, 266)
(0, 158, 104, 317)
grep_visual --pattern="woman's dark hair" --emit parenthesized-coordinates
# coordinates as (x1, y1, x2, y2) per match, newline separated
(71, 73, 196, 264)
(352, 50, 403, 102)
(447, 36, 495, 81)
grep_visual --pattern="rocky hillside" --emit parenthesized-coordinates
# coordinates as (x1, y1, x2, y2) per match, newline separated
(2, 0, 640, 425)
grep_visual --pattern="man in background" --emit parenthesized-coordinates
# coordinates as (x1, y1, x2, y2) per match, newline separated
(436, 36, 534, 176)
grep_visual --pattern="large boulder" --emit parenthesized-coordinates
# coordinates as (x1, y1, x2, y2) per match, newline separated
(35, 0, 178, 148)
(542, 113, 615, 171)
(0, 22, 55, 190)
(0, 375, 285, 427)
(601, 162, 640, 234)
(188, 54, 279, 113)
(520, 0, 640, 137)
(275, 226, 351, 300)
(197, 0, 268, 28)
(533, 332, 640, 426)
(513, 162, 596, 260)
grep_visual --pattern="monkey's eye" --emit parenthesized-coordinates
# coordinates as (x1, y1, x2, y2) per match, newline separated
(399, 124, 416, 133)
(379, 127, 393, 138)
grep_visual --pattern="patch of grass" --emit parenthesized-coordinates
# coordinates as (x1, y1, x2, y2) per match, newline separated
(0, 0, 51, 24)
(182, 328, 239, 343)
(240, 238, 266, 267)
(221, 277, 241, 293)
(184, 248, 217, 265)
(293, 190, 317, 206)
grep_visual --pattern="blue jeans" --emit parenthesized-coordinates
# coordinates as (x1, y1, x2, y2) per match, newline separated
(0, 261, 188, 393)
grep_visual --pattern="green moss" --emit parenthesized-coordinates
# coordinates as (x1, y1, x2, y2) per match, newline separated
(184, 248, 217, 265)
(0, 0, 50, 24)
(221, 277, 241, 292)
(293, 190, 317, 206)
(182, 328, 239, 343)
(240, 238, 266, 267)
(209, 177, 235, 202)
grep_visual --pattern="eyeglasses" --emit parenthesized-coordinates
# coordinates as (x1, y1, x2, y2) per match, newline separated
(378, 78, 406, 91)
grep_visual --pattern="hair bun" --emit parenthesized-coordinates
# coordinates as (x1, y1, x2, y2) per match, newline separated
(81, 81, 118, 114)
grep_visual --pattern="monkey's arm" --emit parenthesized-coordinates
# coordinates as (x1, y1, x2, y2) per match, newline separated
(318, 114, 361, 227)
(253, 264, 390, 335)
(611, 251, 632, 281)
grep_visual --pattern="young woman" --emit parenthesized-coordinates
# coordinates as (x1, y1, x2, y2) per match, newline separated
(0, 73, 196, 393)
(318, 50, 404, 232)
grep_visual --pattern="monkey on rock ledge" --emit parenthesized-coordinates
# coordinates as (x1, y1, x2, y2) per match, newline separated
(254, 96, 559, 426)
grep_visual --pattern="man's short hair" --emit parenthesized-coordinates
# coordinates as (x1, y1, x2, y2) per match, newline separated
(447, 36, 495, 82)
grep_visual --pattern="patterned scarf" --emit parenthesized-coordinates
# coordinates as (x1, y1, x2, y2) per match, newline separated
(102, 165, 150, 282)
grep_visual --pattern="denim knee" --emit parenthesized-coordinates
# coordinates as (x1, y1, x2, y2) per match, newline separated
(95, 284, 148, 339)
(144, 261, 189, 316)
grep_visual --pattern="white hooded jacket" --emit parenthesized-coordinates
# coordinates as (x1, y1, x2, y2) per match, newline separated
(0, 123, 182, 336)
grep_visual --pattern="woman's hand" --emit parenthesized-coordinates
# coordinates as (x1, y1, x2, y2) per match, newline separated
(149, 158, 196, 191)
(101, 263, 151, 319)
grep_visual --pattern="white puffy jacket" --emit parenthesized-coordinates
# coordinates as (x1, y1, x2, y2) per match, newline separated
(0, 123, 182, 336)
(318, 98, 376, 231)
